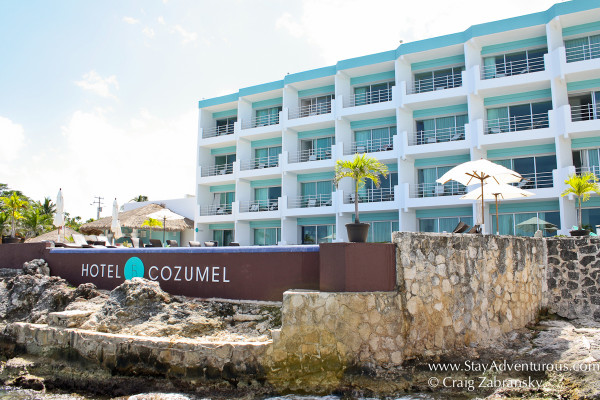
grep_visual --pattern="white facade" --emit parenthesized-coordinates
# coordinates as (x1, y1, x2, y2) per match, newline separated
(196, 0, 600, 246)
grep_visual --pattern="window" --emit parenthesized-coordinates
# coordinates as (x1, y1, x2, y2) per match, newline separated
(301, 180, 333, 207)
(415, 114, 467, 144)
(299, 94, 334, 117)
(253, 186, 281, 211)
(302, 225, 335, 244)
(414, 66, 464, 93)
(211, 191, 235, 214)
(254, 146, 281, 168)
(491, 211, 559, 237)
(254, 227, 281, 245)
(486, 101, 551, 133)
(494, 156, 556, 189)
(214, 153, 236, 174)
(215, 116, 236, 135)
(213, 229, 234, 246)
(300, 136, 334, 162)
(354, 126, 396, 153)
(565, 34, 600, 63)
(367, 220, 399, 242)
(255, 106, 282, 127)
(573, 148, 600, 177)
(569, 91, 600, 121)
(358, 172, 397, 202)
(482, 48, 547, 79)
(353, 81, 394, 106)
(417, 166, 466, 197)
(419, 216, 473, 233)
(582, 207, 600, 234)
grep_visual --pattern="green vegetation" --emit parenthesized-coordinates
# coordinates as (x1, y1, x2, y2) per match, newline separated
(560, 172, 600, 229)
(141, 217, 162, 229)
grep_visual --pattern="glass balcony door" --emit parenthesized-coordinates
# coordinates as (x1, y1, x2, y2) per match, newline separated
(417, 166, 465, 197)
(482, 48, 546, 79)
(301, 180, 333, 207)
(254, 146, 281, 168)
(214, 153, 236, 174)
(573, 148, 600, 178)
(354, 126, 396, 153)
(415, 114, 467, 144)
(419, 216, 473, 233)
(367, 220, 399, 243)
(353, 81, 394, 106)
(254, 227, 281, 245)
(565, 34, 600, 63)
(299, 94, 333, 116)
(301, 225, 335, 244)
(255, 106, 281, 127)
(254, 186, 281, 211)
(213, 229, 234, 246)
(486, 101, 551, 133)
(300, 136, 334, 161)
(495, 155, 556, 189)
(569, 92, 600, 121)
(359, 172, 397, 202)
(492, 211, 560, 237)
(413, 66, 463, 93)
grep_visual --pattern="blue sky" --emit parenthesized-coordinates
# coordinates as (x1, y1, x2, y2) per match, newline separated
(0, 0, 556, 220)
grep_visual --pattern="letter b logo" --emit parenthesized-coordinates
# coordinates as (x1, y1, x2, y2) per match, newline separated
(124, 257, 145, 280)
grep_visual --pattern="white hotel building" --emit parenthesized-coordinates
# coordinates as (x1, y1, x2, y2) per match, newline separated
(195, 0, 600, 246)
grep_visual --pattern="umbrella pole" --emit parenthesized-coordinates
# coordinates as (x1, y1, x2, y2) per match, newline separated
(481, 178, 485, 227)
(163, 217, 166, 245)
(495, 195, 499, 235)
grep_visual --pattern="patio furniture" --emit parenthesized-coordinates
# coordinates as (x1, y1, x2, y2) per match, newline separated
(307, 198, 317, 207)
(188, 241, 202, 247)
(148, 239, 163, 247)
(131, 237, 143, 248)
(166, 239, 178, 247)
(452, 221, 470, 233)
(97, 235, 117, 248)
(466, 224, 481, 234)
(229, 242, 240, 246)
(71, 233, 94, 248)
(204, 241, 217, 247)
(249, 204, 259, 212)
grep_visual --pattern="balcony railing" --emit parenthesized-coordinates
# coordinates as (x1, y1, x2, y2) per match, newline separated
(289, 147, 332, 163)
(408, 126, 465, 146)
(345, 138, 393, 155)
(203, 124, 235, 138)
(481, 56, 545, 80)
(576, 166, 600, 180)
(513, 171, 554, 190)
(288, 194, 332, 208)
(571, 104, 600, 122)
(240, 199, 279, 213)
(410, 182, 466, 198)
(201, 163, 234, 177)
(566, 42, 600, 63)
(289, 102, 332, 119)
(241, 114, 280, 129)
(345, 88, 392, 108)
(345, 187, 395, 203)
(239, 155, 279, 171)
(199, 204, 233, 216)
(484, 112, 550, 134)
(409, 75, 462, 94)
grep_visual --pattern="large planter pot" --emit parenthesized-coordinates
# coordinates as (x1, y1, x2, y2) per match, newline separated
(570, 229, 590, 237)
(2, 236, 21, 244)
(346, 223, 370, 243)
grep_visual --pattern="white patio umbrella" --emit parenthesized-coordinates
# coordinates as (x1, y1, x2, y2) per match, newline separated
(52, 188, 64, 242)
(516, 216, 558, 234)
(460, 183, 534, 234)
(110, 198, 122, 244)
(436, 159, 523, 226)
(147, 208, 185, 245)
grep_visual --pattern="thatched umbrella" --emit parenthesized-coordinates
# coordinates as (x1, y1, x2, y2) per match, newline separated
(25, 227, 77, 244)
(80, 204, 193, 235)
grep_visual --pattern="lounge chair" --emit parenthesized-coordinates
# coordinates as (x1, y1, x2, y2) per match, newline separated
(249, 203, 259, 212)
(166, 239, 178, 247)
(204, 241, 217, 247)
(71, 233, 95, 248)
(452, 221, 470, 234)
(148, 239, 163, 247)
(306, 198, 317, 207)
(188, 241, 202, 247)
(308, 154, 317, 162)
(466, 224, 481, 234)
(131, 237, 143, 248)
(228, 242, 240, 246)
(97, 235, 117, 248)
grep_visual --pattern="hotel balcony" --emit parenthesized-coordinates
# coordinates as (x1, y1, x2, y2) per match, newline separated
(202, 123, 236, 139)
(288, 101, 332, 119)
(571, 103, 599, 122)
(409, 181, 466, 199)
(241, 114, 281, 130)
(565, 42, 600, 64)
(517, 171, 554, 190)
(200, 162, 235, 178)
(407, 74, 462, 95)
(239, 199, 280, 213)
(563, 104, 600, 137)
(288, 194, 333, 209)
(343, 88, 393, 108)
(288, 147, 332, 164)
(343, 187, 395, 204)
(407, 126, 465, 146)
(576, 166, 600, 180)
(239, 155, 280, 171)
(199, 203, 233, 216)
(484, 112, 550, 135)
(343, 137, 394, 156)
(480, 56, 545, 80)
(476, 110, 556, 148)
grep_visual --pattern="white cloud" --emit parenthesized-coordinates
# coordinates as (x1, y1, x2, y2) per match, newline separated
(122, 16, 140, 25)
(275, 12, 304, 38)
(74, 70, 119, 99)
(142, 27, 155, 38)
(0, 116, 25, 165)
(157, 16, 166, 25)
(171, 24, 198, 44)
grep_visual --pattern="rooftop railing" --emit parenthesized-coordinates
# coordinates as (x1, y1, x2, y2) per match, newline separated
(201, 163, 234, 177)
(484, 112, 550, 134)
(288, 194, 332, 209)
(344, 138, 393, 155)
(481, 56, 545, 80)
(410, 182, 466, 198)
(289, 147, 332, 163)
(344, 187, 395, 204)
(408, 126, 465, 146)
(239, 155, 279, 171)
(571, 104, 600, 122)
(199, 203, 233, 216)
(203, 124, 235, 138)
(288, 102, 332, 119)
(240, 199, 279, 213)
(566, 42, 600, 63)
(409, 74, 462, 94)
(345, 88, 392, 108)
(241, 114, 280, 130)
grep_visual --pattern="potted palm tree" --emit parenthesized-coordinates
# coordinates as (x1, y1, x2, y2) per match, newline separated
(0, 192, 28, 243)
(334, 153, 388, 242)
(561, 172, 600, 236)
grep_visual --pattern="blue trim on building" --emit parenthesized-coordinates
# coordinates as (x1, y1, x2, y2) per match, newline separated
(350, 71, 395, 86)
(481, 36, 547, 55)
(411, 55, 465, 71)
(212, 109, 238, 119)
(297, 216, 336, 225)
(487, 143, 556, 158)
(199, 93, 238, 109)
(251, 137, 282, 148)
(297, 172, 335, 182)
(297, 128, 335, 139)
(572, 137, 600, 149)
(413, 104, 468, 119)
(414, 154, 471, 168)
(252, 97, 283, 109)
(210, 184, 236, 193)
(562, 20, 600, 37)
(284, 66, 337, 85)
(250, 179, 282, 188)
(50, 245, 320, 254)
(210, 146, 236, 155)
(416, 207, 473, 218)
(297, 85, 335, 98)
(350, 117, 396, 130)
(484, 89, 552, 106)
(497, 200, 559, 213)
(249, 220, 282, 228)
(209, 223, 235, 230)
(567, 78, 600, 92)
(239, 80, 284, 97)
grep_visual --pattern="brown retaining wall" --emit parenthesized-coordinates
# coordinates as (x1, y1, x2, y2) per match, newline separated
(0, 243, 49, 269)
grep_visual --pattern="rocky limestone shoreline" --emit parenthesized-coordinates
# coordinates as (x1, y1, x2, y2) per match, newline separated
(0, 260, 599, 399)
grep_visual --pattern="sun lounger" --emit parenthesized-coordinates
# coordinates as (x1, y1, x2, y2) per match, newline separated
(452, 221, 470, 233)
(166, 239, 178, 247)
(188, 241, 202, 247)
(466, 224, 481, 234)
(71, 233, 95, 248)
(204, 241, 217, 247)
(228, 242, 240, 246)
(97, 235, 117, 248)
(130, 237, 142, 248)
(148, 239, 163, 247)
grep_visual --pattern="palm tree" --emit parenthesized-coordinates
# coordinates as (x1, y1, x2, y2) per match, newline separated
(131, 195, 149, 202)
(561, 172, 600, 230)
(0, 212, 8, 237)
(21, 208, 53, 238)
(334, 153, 388, 224)
(40, 197, 56, 216)
(141, 217, 162, 229)
(0, 192, 29, 238)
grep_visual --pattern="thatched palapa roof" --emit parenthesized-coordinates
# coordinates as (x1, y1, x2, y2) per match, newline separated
(25, 227, 78, 243)
(79, 204, 193, 235)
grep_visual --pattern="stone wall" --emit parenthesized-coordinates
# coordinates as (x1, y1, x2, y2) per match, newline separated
(546, 237, 600, 321)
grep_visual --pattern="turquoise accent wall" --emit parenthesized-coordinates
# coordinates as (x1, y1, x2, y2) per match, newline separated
(209, 223, 235, 230)
(209, 184, 235, 193)
(251, 137, 282, 148)
(583, 196, 600, 208)
(481, 36, 547, 55)
(350, 117, 396, 130)
(484, 89, 552, 106)
(297, 171, 335, 182)
(212, 109, 237, 119)
(285, 66, 337, 85)
(567, 78, 600, 92)
(572, 137, 600, 149)
(239, 80, 284, 97)
(497, 200, 559, 213)
(413, 104, 468, 119)
(249, 220, 281, 228)
(297, 128, 335, 139)
(198, 93, 238, 109)
(252, 97, 283, 109)
(487, 143, 556, 158)
(297, 216, 336, 225)
(351, 212, 398, 222)
(386, 163, 398, 172)
(337, 50, 396, 71)
(250, 179, 282, 188)
(411, 54, 465, 71)
(562, 20, 600, 37)
(210, 146, 236, 155)
(350, 71, 395, 86)
(416, 207, 473, 218)
(414, 154, 470, 167)
(298, 85, 335, 98)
